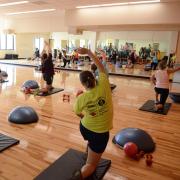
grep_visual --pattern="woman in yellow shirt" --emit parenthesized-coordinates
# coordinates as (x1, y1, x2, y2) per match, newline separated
(72, 48, 113, 179)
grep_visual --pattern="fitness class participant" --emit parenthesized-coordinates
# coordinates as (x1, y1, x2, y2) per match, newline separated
(41, 41, 54, 92)
(151, 60, 180, 111)
(72, 48, 113, 179)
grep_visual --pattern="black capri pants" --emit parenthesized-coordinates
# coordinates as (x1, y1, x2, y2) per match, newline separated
(80, 122, 109, 154)
(155, 87, 169, 105)
(43, 73, 53, 85)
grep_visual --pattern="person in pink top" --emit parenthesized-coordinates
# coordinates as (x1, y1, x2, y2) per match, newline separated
(151, 60, 180, 111)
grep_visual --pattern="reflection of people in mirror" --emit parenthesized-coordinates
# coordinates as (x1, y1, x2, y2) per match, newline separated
(126, 58, 134, 69)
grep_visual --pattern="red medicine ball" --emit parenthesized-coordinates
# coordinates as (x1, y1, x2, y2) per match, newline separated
(124, 142, 138, 158)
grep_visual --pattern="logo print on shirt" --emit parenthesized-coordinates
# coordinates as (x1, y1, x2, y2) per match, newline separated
(98, 98, 106, 106)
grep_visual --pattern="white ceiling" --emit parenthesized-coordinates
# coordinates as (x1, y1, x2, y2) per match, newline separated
(0, 0, 180, 32)
(0, 0, 179, 17)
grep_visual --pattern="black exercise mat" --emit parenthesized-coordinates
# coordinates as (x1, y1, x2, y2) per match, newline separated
(0, 133, 19, 152)
(34, 149, 111, 180)
(0, 80, 8, 83)
(36, 88, 64, 96)
(139, 100, 171, 115)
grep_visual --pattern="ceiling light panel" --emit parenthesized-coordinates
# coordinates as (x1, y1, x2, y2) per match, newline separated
(6, 9, 56, 15)
(76, 0, 161, 9)
(0, 1, 29, 7)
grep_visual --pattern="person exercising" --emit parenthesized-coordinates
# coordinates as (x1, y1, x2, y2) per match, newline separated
(41, 41, 54, 93)
(72, 48, 113, 179)
(151, 60, 180, 111)
(0, 69, 3, 82)
(91, 49, 116, 91)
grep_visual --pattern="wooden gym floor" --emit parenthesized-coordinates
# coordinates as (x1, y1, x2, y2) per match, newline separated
(0, 64, 180, 180)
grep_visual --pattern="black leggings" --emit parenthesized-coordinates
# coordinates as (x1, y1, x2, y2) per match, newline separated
(62, 59, 70, 67)
(72, 58, 79, 64)
(43, 74, 53, 85)
(151, 62, 158, 70)
(155, 87, 169, 105)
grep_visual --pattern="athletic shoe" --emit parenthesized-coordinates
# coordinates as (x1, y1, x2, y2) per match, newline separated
(69, 170, 83, 180)
(154, 100, 159, 104)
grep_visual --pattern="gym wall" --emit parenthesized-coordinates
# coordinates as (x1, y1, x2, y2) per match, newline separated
(16, 33, 50, 58)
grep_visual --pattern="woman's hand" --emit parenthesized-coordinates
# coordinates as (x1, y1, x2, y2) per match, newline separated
(77, 113, 84, 118)
(44, 41, 48, 46)
(77, 48, 105, 73)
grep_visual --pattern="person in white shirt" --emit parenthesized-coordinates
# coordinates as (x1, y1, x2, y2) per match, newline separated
(151, 60, 180, 111)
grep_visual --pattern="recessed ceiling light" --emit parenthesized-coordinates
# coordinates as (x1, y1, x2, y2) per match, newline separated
(76, 0, 160, 9)
(129, 0, 160, 4)
(0, 1, 29, 7)
(6, 9, 56, 15)
(76, 3, 129, 9)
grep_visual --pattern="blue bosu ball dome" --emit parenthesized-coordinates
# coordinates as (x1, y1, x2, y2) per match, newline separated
(8, 106, 39, 124)
(112, 128, 155, 153)
(22, 80, 39, 89)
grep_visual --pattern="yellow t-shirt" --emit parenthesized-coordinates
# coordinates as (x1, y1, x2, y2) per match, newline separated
(74, 72, 113, 133)
(171, 55, 176, 63)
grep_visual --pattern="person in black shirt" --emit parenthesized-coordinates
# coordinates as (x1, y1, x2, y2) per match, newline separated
(41, 41, 55, 92)
(111, 50, 117, 64)
(35, 48, 40, 58)
(0, 68, 2, 82)
(61, 50, 70, 68)
(129, 50, 136, 64)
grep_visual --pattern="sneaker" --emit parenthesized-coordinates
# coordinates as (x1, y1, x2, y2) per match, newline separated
(154, 104, 158, 111)
(40, 92, 48, 96)
(69, 170, 83, 180)
(155, 104, 163, 112)
(154, 100, 159, 104)
(49, 87, 54, 91)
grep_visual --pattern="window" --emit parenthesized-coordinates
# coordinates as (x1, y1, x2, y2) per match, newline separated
(35, 37, 44, 53)
(68, 39, 75, 52)
(80, 39, 85, 48)
(69, 39, 75, 48)
(54, 39, 61, 49)
(7, 34, 14, 50)
(0, 33, 15, 50)
(0, 34, 6, 50)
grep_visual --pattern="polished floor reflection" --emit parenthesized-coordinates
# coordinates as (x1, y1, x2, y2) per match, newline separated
(0, 64, 180, 180)
(0, 59, 153, 78)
